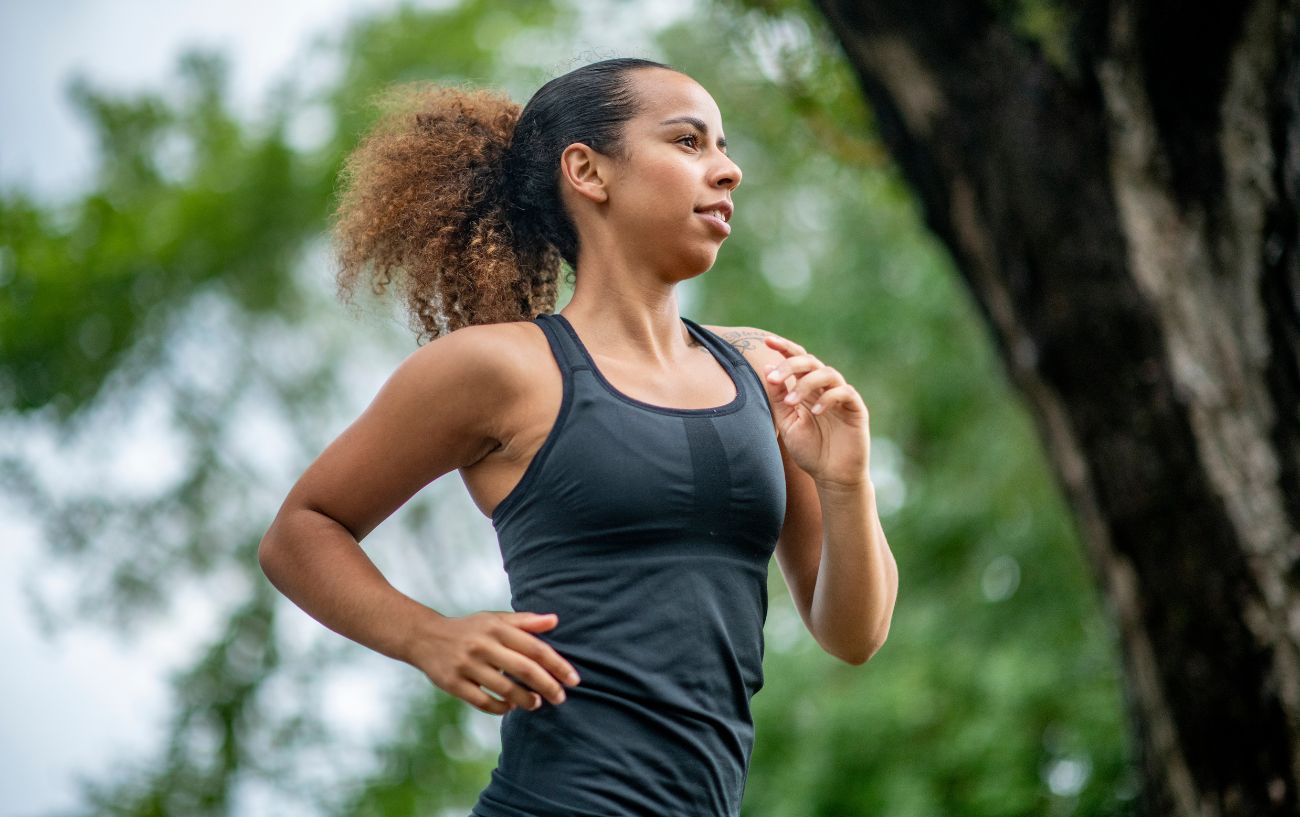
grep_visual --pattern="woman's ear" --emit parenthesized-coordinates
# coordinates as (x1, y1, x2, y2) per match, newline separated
(558, 142, 609, 204)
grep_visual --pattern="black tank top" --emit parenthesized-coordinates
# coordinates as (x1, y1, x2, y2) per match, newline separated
(469, 311, 787, 817)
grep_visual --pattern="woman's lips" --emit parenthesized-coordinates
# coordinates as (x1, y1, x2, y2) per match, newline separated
(696, 211, 732, 235)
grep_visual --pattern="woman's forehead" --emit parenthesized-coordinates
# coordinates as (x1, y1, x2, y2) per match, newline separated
(629, 71, 724, 128)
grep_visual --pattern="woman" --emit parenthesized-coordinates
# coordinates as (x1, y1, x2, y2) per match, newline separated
(258, 56, 898, 817)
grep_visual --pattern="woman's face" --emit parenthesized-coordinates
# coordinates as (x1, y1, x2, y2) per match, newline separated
(590, 69, 744, 278)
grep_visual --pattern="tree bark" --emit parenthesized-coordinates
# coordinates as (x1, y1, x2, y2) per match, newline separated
(809, 0, 1300, 814)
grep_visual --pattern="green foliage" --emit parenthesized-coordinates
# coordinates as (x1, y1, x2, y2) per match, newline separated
(1, 0, 1134, 815)
(0, 52, 319, 421)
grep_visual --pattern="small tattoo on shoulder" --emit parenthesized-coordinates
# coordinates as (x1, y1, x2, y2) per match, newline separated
(718, 327, 769, 352)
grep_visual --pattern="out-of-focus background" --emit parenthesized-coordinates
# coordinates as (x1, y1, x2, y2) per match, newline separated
(1, 1, 1135, 815)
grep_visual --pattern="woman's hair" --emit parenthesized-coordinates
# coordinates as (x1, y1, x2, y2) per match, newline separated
(331, 56, 679, 343)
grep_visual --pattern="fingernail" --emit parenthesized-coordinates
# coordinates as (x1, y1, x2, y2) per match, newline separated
(785, 391, 799, 403)
(568, 672, 581, 685)
(767, 370, 781, 382)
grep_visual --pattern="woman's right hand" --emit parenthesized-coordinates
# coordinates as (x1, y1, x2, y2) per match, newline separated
(407, 610, 582, 715)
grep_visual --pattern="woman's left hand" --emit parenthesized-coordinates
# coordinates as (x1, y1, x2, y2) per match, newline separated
(761, 333, 871, 488)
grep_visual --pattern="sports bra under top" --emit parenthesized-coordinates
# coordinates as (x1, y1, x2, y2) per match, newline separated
(468, 311, 787, 817)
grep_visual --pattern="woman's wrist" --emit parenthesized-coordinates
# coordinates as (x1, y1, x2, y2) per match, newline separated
(396, 603, 452, 668)
(813, 474, 875, 497)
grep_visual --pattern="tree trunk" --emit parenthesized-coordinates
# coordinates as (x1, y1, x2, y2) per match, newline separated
(809, 0, 1300, 814)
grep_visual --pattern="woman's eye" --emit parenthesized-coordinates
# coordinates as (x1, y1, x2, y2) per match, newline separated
(677, 134, 699, 148)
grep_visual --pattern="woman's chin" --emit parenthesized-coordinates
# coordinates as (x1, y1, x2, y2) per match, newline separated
(677, 254, 721, 280)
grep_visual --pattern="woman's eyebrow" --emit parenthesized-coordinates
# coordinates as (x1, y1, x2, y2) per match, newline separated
(658, 116, 727, 149)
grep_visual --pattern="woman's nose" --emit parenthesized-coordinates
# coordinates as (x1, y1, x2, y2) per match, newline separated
(714, 155, 742, 189)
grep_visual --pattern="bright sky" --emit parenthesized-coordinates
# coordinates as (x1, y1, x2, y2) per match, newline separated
(0, 2, 698, 813)
(0, 0, 411, 199)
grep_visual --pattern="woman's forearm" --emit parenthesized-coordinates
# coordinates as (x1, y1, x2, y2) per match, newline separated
(808, 479, 898, 664)
(258, 507, 444, 664)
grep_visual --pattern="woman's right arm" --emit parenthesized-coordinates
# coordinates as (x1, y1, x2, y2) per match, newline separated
(257, 323, 580, 715)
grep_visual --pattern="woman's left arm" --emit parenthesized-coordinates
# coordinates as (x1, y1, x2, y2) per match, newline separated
(716, 325, 899, 664)
(809, 476, 898, 663)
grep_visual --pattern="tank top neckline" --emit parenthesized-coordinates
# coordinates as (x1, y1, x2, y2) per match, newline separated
(546, 311, 748, 417)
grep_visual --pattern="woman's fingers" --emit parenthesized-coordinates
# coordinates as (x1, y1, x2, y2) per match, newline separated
(466, 662, 544, 711)
(408, 610, 580, 717)
(453, 676, 515, 715)
(488, 652, 565, 709)
(505, 613, 581, 684)
(477, 616, 578, 709)
(498, 627, 581, 704)
(764, 353, 823, 385)
(483, 663, 548, 712)
(763, 333, 807, 356)
(780, 366, 843, 405)
(764, 359, 840, 403)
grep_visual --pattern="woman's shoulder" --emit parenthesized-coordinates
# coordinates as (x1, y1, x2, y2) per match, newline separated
(290, 319, 551, 541)
(383, 318, 555, 462)
(700, 323, 785, 371)
(413, 318, 553, 396)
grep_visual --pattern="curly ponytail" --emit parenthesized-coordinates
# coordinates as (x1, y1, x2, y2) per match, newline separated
(331, 82, 552, 341)
(330, 57, 677, 343)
